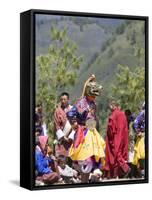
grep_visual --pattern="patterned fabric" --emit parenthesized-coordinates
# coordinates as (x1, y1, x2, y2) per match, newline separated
(133, 110, 145, 134)
(69, 128, 105, 162)
(69, 96, 96, 125)
(54, 107, 67, 131)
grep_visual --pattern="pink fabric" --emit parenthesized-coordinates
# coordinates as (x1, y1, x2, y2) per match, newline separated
(54, 107, 67, 130)
(38, 136, 48, 150)
(73, 126, 85, 148)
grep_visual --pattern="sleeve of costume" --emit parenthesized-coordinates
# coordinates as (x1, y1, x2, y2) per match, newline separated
(75, 99, 89, 122)
(68, 130, 76, 140)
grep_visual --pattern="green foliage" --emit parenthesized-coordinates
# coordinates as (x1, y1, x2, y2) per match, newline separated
(112, 64, 145, 113)
(36, 27, 83, 137)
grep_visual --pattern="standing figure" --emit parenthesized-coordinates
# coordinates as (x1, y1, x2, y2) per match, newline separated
(68, 75, 105, 182)
(104, 99, 130, 179)
(54, 92, 74, 157)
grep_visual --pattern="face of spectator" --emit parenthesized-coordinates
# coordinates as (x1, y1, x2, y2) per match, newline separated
(71, 121, 78, 129)
(108, 103, 114, 111)
(60, 95, 69, 108)
(58, 160, 66, 169)
(35, 131, 40, 137)
(108, 102, 116, 111)
(38, 105, 42, 113)
(35, 105, 42, 113)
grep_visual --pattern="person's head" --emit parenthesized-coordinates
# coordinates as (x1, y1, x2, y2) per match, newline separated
(60, 92, 69, 108)
(36, 103, 43, 113)
(108, 99, 119, 111)
(35, 127, 41, 137)
(71, 120, 78, 129)
(57, 155, 66, 169)
(142, 101, 145, 110)
(38, 136, 48, 153)
(125, 109, 136, 124)
(125, 109, 132, 117)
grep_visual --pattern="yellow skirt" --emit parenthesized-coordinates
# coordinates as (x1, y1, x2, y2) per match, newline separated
(69, 129, 105, 162)
(132, 136, 145, 166)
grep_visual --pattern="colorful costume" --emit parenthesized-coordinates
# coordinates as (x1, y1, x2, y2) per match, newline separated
(132, 109, 145, 166)
(69, 127, 105, 162)
(67, 75, 105, 172)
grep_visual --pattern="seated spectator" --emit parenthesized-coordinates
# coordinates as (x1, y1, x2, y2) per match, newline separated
(57, 155, 80, 184)
(35, 136, 59, 184)
(89, 169, 102, 183)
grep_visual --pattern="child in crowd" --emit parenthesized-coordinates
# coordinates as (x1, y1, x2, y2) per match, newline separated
(57, 155, 81, 184)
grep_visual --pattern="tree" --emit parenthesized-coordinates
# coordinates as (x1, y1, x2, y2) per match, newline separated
(112, 64, 145, 113)
(36, 27, 83, 138)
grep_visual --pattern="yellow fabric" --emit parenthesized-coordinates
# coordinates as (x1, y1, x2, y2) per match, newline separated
(132, 136, 145, 165)
(69, 129, 105, 162)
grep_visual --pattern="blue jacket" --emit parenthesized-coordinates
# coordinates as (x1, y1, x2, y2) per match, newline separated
(35, 150, 52, 175)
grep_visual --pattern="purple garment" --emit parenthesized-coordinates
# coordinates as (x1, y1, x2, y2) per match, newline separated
(84, 128, 88, 136)
(133, 110, 145, 134)
(75, 96, 96, 124)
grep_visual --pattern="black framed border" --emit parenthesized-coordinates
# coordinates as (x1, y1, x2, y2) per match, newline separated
(20, 9, 149, 190)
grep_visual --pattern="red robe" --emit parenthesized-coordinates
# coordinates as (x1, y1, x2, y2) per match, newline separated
(73, 125, 85, 148)
(105, 108, 129, 176)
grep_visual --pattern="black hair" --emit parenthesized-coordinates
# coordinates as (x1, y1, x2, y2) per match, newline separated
(36, 102, 42, 107)
(108, 97, 119, 107)
(60, 92, 69, 99)
(57, 155, 66, 164)
(35, 127, 41, 133)
(125, 109, 132, 116)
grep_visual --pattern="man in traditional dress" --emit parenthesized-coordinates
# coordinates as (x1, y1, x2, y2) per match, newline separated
(104, 99, 130, 179)
(54, 92, 75, 157)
